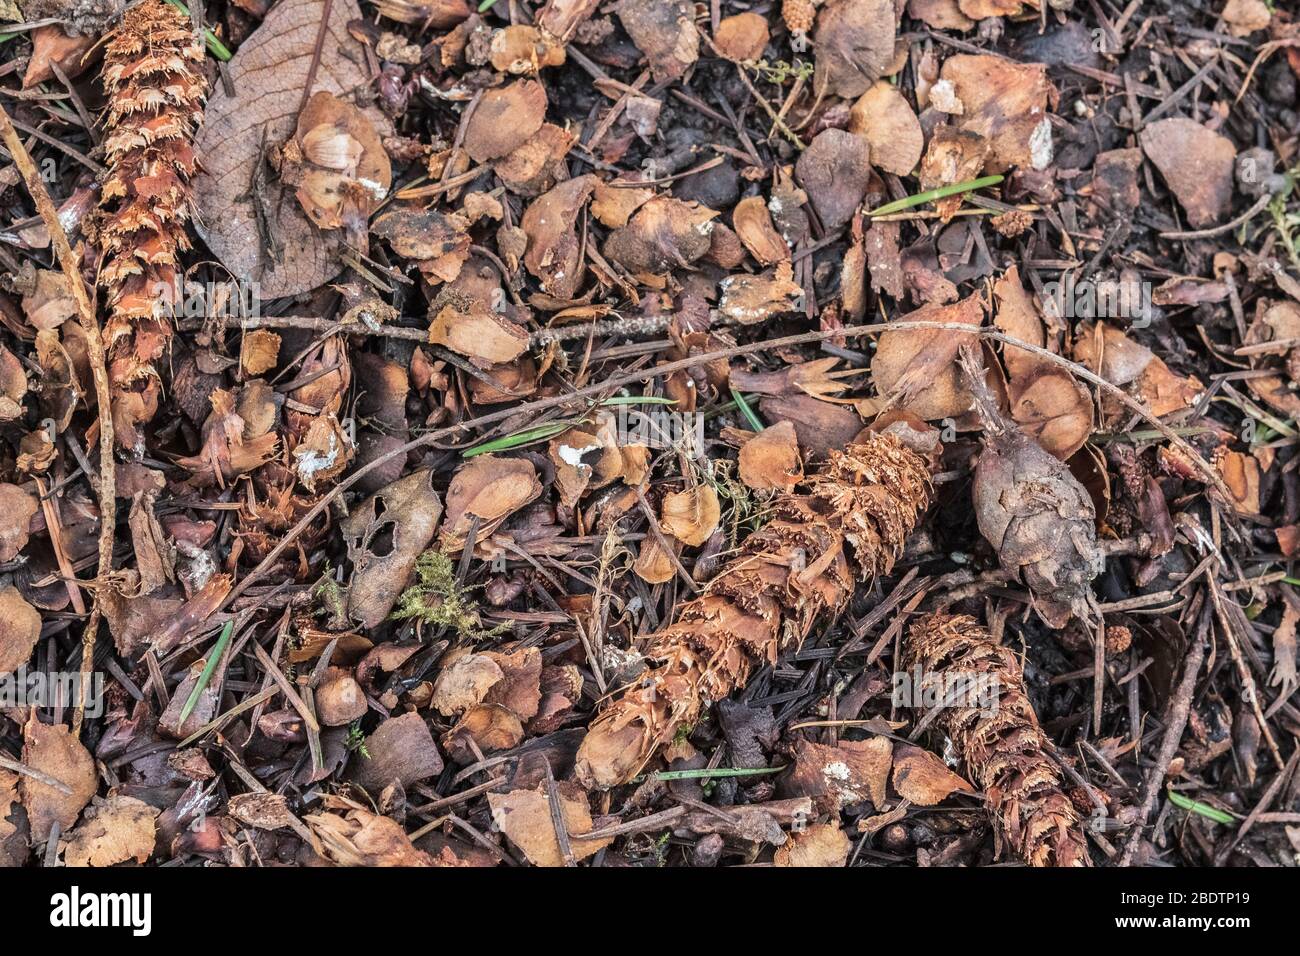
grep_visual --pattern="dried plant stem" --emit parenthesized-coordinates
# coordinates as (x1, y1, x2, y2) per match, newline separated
(0, 104, 116, 736)
(575, 433, 932, 789)
(905, 613, 1091, 867)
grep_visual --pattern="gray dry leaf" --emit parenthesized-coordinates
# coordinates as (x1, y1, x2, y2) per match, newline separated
(194, 0, 391, 299)
(1139, 118, 1237, 228)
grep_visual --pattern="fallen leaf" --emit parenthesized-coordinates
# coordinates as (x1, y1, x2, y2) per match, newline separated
(796, 129, 874, 230)
(660, 485, 720, 546)
(428, 305, 530, 367)
(20, 717, 98, 842)
(773, 821, 851, 867)
(439, 455, 543, 552)
(891, 744, 971, 805)
(718, 261, 803, 324)
(603, 196, 717, 275)
(871, 292, 986, 419)
(464, 79, 549, 162)
(1008, 368, 1094, 461)
(240, 330, 281, 376)
(0, 484, 38, 563)
(0, 586, 41, 675)
(347, 712, 445, 792)
(60, 796, 158, 867)
(940, 54, 1056, 172)
(849, 81, 924, 177)
(617, 0, 698, 82)
(487, 784, 611, 866)
(812, 0, 897, 99)
(732, 196, 790, 265)
(738, 420, 803, 491)
(781, 736, 893, 810)
(522, 174, 597, 299)
(1139, 118, 1237, 228)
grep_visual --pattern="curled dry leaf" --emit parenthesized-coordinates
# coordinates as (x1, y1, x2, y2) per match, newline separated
(940, 54, 1056, 172)
(773, 822, 851, 867)
(1008, 369, 1094, 461)
(659, 485, 721, 547)
(796, 129, 873, 230)
(307, 804, 434, 866)
(738, 420, 803, 491)
(891, 744, 972, 805)
(992, 265, 1049, 380)
(439, 454, 543, 552)
(60, 796, 159, 867)
(1139, 118, 1237, 228)
(1073, 322, 1202, 419)
(849, 81, 924, 177)
(20, 717, 98, 842)
(522, 174, 597, 299)
(487, 784, 611, 866)
(0, 586, 41, 675)
(633, 533, 679, 584)
(603, 196, 718, 275)
(616, 0, 698, 83)
(714, 12, 770, 62)
(812, 0, 897, 99)
(0, 484, 38, 563)
(428, 305, 529, 367)
(341, 469, 443, 628)
(489, 25, 566, 74)
(464, 80, 549, 162)
(732, 196, 790, 265)
(871, 292, 985, 420)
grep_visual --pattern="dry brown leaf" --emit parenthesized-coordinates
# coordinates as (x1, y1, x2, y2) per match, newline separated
(60, 796, 158, 867)
(603, 196, 717, 275)
(849, 81, 924, 177)
(590, 177, 654, 228)
(341, 469, 443, 628)
(0, 484, 38, 564)
(440, 455, 543, 552)
(1139, 118, 1237, 228)
(465, 80, 549, 162)
(1008, 369, 1094, 461)
(1214, 449, 1261, 515)
(240, 330, 281, 377)
(781, 736, 893, 810)
(20, 717, 98, 842)
(871, 293, 986, 419)
(432, 651, 506, 716)
(714, 12, 769, 62)
(494, 123, 575, 196)
(428, 305, 530, 367)
(634, 533, 679, 584)
(489, 25, 566, 74)
(522, 174, 597, 299)
(907, 0, 975, 30)
(22, 25, 95, 89)
(487, 784, 611, 866)
(940, 54, 1056, 172)
(992, 265, 1048, 380)
(718, 261, 803, 325)
(796, 129, 874, 230)
(195, 0, 391, 299)
(307, 805, 434, 866)
(660, 485, 721, 546)
(773, 821, 851, 867)
(616, 0, 698, 83)
(891, 744, 971, 805)
(0, 586, 41, 675)
(316, 667, 368, 726)
(731, 196, 790, 265)
(812, 0, 897, 99)
(348, 712, 445, 791)
(738, 420, 803, 491)
(443, 703, 524, 760)
(228, 792, 298, 830)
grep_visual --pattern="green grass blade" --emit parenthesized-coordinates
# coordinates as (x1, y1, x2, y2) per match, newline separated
(163, 0, 233, 61)
(730, 387, 765, 431)
(179, 620, 234, 726)
(869, 175, 1005, 218)
(1166, 788, 1236, 825)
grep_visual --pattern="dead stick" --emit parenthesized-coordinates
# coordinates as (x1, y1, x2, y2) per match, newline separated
(0, 103, 116, 735)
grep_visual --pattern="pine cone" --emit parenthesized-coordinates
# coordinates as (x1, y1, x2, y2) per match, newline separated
(99, 0, 207, 450)
(575, 432, 931, 789)
(904, 613, 1091, 867)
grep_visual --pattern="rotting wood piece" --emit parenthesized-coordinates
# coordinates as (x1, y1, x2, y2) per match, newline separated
(576, 432, 931, 789)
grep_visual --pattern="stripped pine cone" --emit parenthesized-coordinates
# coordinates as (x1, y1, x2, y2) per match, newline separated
(575, 432, 931, 789)
(99, 0, 207, 450)
(904, 613, 1091, 867)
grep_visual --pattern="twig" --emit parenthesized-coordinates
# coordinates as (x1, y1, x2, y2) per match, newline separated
(1159, 193, 1271, 240)
(0, 102, 116, 736)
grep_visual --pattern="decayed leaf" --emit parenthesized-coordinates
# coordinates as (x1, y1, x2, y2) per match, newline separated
(487, 784, 611, 866)
(240, 330, 281, 376)
(464, 79, 549, 161)
(738, 420, 802, 491)
(348, 712, 445, 792)
(908, 0, 975, 30)
(849, 81, 924, 177)
(633, 533, 678, 584)
(992, 265, 1048, 380)
(796, 129, 874, 230)
(195, 0, 391, 299)
(432, 651, 506, 717)
(940, 54, 1056, 172)
(522, 174, 597, 299)
(60, 796, 159, 867)
(429, 305, 530, 367)
(1139, 118, 1237, 228)
(714, 12, 769, 62)
(732, 196, 790, 265)
(781, 736, 893, 810)
(443, 703, 524, 760)
(20, 717, 98, 842)
(616, 0, 698, 83)
(439, 455, 543, 552)
(1221, 0, 1271, 38)
(1214, 449, 1261, 515)
(812, 0, 897, 99)
(891, 744, 972, 805)
(228, 792, 299, 830)
(603, 196, 717, 275)
(0, 586, 41, 675)
(659, 485, 720, 547)
(718, 261, 803, 325)
(590, 177, 654, 228)
(494, 123, 575, 196)
(0, 344, 27, 421)
(773, 822, 851, 867)
(0, 484, 38, 563)
(307, 805, 435, 866)
(1073, 322, 1203, 419)
(871, 293, 986, 419)
(341, 469, 443, 628)
(489, 25, 566, 74)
